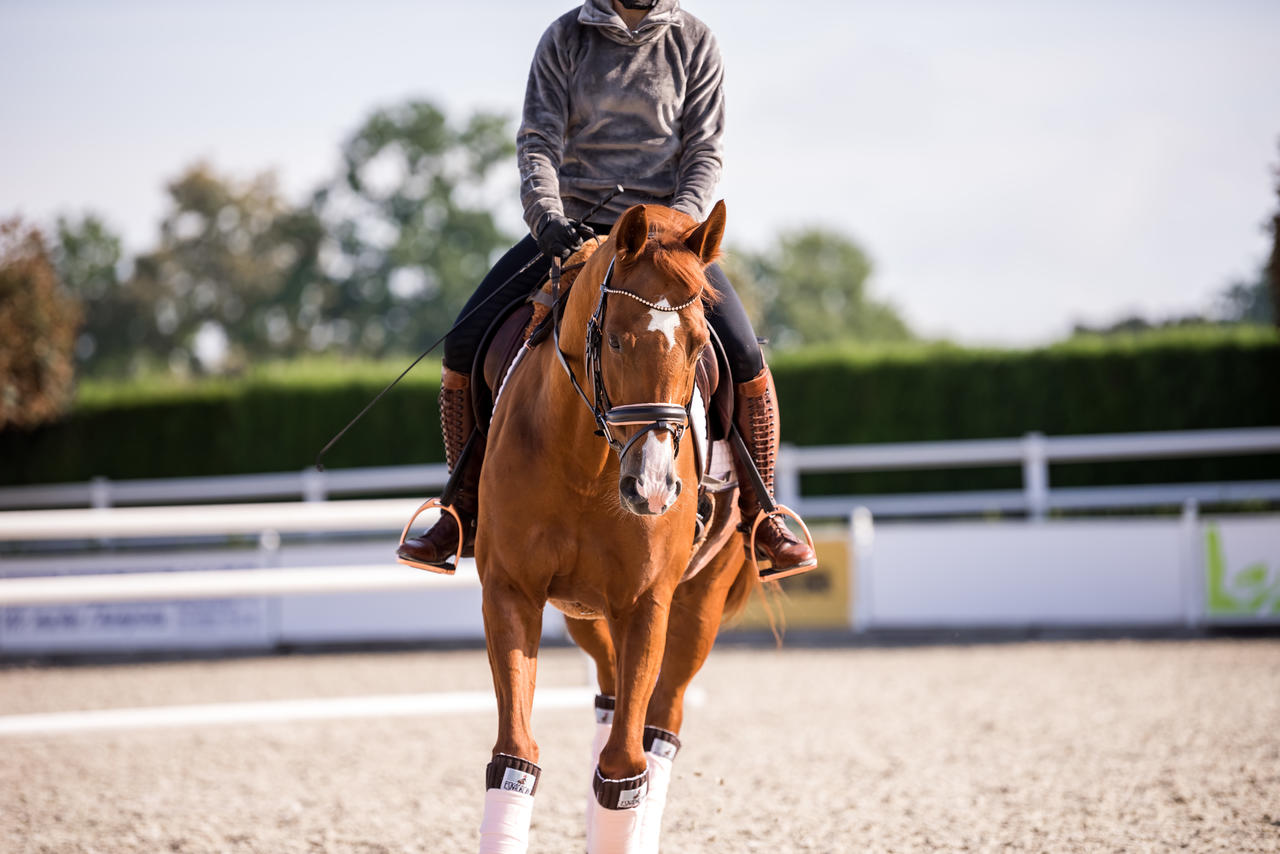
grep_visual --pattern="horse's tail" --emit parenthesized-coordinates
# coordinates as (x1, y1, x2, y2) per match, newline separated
(721, 551, 757, 619)
(720, 546, 786, 646)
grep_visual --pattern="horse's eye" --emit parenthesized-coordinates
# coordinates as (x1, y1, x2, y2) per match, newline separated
(607, 334, 622, 351)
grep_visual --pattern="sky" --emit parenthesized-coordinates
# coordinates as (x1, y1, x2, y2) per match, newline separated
(3, 0, 1279, 346)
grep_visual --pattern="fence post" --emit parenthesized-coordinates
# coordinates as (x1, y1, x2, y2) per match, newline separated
(1021, 432, 1048, 521)
(1180, 499, 1203, 629)
(90, 477, 112, 509)
(301, 467, 327, 502)
(850, 506, 875, 633)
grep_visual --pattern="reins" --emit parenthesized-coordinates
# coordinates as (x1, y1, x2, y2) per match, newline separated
(550, 254, 702, 463)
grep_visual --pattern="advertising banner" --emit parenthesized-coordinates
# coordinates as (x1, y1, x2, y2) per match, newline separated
(1, 548, 275, 653)
(1203, 516, 1280, 624)
(734, 527, 852, 631)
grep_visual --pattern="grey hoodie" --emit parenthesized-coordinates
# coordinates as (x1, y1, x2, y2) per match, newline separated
(517, 0, 725, 236)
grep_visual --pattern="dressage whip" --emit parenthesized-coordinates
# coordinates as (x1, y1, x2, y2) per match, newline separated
(313, 185, 625, 471)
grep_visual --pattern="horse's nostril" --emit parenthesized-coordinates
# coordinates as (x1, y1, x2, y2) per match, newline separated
(671, 479, 682, 498)
(619, 475, 640, 499)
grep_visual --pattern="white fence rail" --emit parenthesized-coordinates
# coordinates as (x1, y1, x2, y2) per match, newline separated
(2, 426, 1278, 648)
(0, 464, 451, 510)
(0, 564, 474, 607)
(2, 428, 1278, 521)
(776, 427, 1280, 519)
(0, 498, 420, 542)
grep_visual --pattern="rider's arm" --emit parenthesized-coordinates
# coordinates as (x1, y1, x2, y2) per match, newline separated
(670, 29, 725, 221)
(517, 22, 571, 239)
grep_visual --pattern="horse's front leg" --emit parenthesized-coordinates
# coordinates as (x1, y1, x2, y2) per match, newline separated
(478, 575, 544, 854)
(588, 589, 672, 854)
(639, 546, 749, 853)
(565, 614, 618, 767)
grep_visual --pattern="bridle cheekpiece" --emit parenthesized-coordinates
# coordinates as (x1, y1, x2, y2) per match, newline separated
(553, 256, 702, 463)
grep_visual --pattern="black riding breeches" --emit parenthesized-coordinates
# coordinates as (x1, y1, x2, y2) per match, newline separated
(441, 235, 764, 385)
(704, 262, 765, 383)
(442, 235, 550, 374)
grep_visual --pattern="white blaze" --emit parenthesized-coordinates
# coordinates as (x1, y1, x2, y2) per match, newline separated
(638, 432, 676, 513)
(646, 299, 681, 350)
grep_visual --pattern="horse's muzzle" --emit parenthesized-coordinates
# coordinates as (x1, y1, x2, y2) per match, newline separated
(619, 473, 682, 516)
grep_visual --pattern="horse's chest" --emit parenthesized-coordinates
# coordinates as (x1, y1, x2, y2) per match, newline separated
(541, 545, 678, 616)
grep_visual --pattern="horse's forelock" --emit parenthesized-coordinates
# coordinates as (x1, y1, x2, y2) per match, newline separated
(616, 229, 722, 308)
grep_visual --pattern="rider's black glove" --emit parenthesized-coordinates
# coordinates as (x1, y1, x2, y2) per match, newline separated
(535, 214, 585, 260)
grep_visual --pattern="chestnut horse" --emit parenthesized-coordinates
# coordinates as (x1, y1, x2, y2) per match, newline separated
(474, 201, 757, 853)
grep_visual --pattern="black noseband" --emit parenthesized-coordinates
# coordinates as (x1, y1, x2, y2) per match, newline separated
(552, 257, 699, 463)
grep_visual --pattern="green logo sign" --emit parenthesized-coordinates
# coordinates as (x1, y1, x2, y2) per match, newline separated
(1205, 524, 1280, 616)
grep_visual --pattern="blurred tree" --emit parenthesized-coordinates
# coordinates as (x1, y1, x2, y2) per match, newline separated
(1072, 275, 1274, 337)
(127, 164, 325, 373)
(51, 100, 516, 376)
(1214, 279, 1273, 325)
(313, 99, 516, 354)
(0, 218, 81, 428)
(52, 213, 146, 377)
(724, 228, 911, 349)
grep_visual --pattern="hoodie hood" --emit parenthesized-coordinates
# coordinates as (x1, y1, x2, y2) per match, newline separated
(578, 0, 683, 46)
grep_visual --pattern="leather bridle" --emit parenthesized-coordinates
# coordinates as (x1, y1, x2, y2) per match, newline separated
(552, 256, 702, 464)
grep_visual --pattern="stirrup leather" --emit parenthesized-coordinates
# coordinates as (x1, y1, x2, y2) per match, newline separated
(745, 504, 817, 581)
(396, 498, 464, 576)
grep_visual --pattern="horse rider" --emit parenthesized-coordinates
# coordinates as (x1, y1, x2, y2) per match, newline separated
(398, 0, 817, 577)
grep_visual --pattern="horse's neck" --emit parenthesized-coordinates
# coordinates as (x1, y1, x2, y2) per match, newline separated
(520, 269, 613, 474)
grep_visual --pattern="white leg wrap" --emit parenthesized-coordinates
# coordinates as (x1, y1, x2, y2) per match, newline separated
(590, 696, 615, 768)
(591, 720, 613, 766)
(637, 752, 672, 854)
(638, 727, 680, 854)
(586, 696, 615, 842)
(586, 796, 645, 854)
(588, 766, 648, 854)
(478, 787, 534, 854)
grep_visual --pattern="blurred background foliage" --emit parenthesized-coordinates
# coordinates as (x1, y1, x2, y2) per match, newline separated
(0, 220, 80, 429)
(2, 326, 1275, 490)
(1, 98, 1277, 446)
(14, 97, 926, 397)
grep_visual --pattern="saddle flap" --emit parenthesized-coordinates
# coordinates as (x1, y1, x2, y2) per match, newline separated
(471, 303, 532, 435)
(694, 344, 719, 415)
(703, 327, 735, 442)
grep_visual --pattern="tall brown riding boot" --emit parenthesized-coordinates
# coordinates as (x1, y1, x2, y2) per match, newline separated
(397, 368, 483, 570)
(733, 366, 818, 580)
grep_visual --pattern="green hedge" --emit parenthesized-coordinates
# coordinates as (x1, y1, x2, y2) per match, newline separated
(1, 328, 1277, 494)
(0, 358, 447, 485)
(771, 327, 1280, 494)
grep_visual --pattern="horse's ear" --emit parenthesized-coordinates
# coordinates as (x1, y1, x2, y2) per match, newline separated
(684, 200, 726, 265)
(615, 205, 649, 257)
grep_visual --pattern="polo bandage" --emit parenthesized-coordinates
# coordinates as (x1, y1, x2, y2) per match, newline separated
(638, 726, 681, 853)
(479, 754, 540, 854)
(587, 767, 648, 854)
